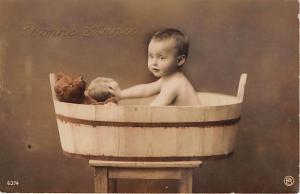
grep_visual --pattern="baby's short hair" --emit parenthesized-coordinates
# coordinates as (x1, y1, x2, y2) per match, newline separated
(151, 28, 189, 58)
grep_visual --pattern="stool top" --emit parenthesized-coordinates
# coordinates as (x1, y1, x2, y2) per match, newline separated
(89, 160, 202, 168)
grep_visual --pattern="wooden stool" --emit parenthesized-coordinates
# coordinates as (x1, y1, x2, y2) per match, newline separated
(89, 160, 202, 193)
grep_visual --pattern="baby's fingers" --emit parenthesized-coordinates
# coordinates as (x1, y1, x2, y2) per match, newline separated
(108, 88, 121, 98)
(107, 81, 119, 90)
(108, 88, 115, 94)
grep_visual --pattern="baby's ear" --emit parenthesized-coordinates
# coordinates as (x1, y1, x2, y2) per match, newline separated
(177, 55, 186, 68)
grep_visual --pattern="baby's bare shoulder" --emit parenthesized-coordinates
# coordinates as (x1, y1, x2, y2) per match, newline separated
(162, 73, 187, 89)
(168, 72, 189, 84)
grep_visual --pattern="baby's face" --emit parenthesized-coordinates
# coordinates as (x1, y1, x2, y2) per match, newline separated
(148, 39, 179, 77)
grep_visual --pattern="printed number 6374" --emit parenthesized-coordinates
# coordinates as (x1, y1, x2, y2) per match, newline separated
(7, 180, 19, 186)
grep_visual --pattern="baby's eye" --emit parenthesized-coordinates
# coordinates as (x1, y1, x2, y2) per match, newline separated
(159, 56, 165, 60)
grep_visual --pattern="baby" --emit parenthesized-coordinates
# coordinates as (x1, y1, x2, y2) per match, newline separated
(111, 29, 201, 106)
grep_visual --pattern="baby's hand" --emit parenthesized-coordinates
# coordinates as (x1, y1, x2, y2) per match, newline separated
(107, 82, 121, 99)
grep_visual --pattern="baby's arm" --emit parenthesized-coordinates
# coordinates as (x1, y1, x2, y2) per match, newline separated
(150, 83, 178, 106)
(110, 79, 162, 99)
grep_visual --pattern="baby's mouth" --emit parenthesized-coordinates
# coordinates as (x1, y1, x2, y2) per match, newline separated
(152, 68, 160, 72)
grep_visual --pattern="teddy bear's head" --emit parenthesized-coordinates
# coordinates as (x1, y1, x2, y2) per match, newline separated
(54, 72, 86, 103)
(87, 77, 118, 102)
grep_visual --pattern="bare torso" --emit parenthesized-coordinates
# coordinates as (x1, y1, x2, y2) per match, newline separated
(158, 72, 201, 106)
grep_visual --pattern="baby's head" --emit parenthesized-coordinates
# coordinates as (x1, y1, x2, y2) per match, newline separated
(148, 29, 189, 77)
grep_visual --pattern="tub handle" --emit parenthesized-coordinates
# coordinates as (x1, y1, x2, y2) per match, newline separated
(49, 73, 57, 100)
(237, 73, 247, 102)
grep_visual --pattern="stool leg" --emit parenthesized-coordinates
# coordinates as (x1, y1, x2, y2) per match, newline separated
(179, 169, 193, 193)
(109, 179, 116, 193)
(94, 167, 108, 193)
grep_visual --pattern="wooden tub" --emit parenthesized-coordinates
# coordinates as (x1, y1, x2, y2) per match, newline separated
(50, 73, 247, 161)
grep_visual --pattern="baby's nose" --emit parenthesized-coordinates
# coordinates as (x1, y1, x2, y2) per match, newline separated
(149, 58, 158, 66)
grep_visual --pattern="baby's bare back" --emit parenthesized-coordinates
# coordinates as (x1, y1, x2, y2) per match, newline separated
(161, 72, 201, 106)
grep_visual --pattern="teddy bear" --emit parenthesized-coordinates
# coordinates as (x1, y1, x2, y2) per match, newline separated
(54, 72, 87, 103)
(86, 77, 119, 102)
(54, 72, 118, 105)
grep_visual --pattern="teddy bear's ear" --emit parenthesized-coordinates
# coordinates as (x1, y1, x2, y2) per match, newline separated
(74, 76, 84, 82)
(74, 76, 86, 87)
(56, 72, 65, 80)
